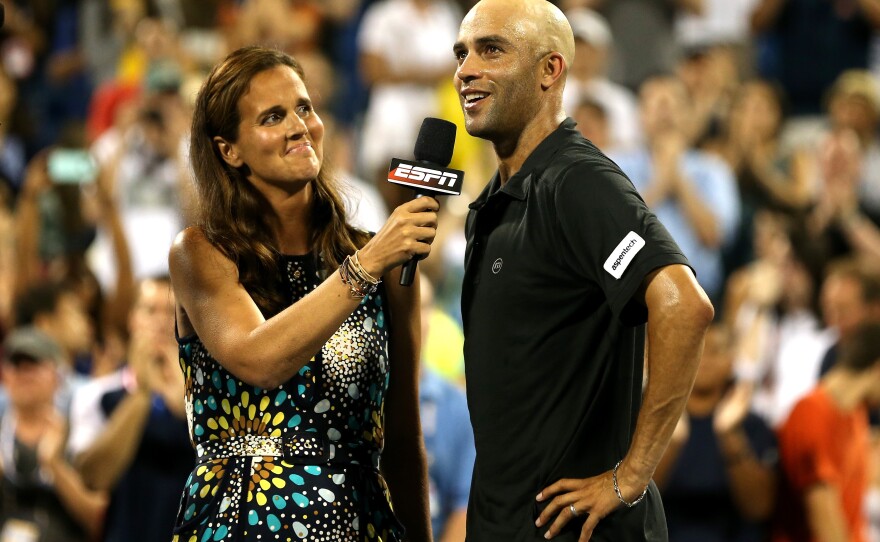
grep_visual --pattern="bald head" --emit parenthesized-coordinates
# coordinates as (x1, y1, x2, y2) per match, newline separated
(464, 0, 575, 72)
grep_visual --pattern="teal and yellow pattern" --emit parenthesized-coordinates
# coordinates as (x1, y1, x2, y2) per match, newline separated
(172, 255, 403, 541)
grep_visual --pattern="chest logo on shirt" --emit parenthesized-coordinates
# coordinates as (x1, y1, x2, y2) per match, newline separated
(603, 231, 645, 279)
(491, 258, 503, 274)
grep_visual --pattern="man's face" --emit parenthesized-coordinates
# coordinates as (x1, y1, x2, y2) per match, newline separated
(2, 356, 58, 409)
(821, 274, 868, 339)
(453, 2, 544, 141)
(640, 78, 686, 140)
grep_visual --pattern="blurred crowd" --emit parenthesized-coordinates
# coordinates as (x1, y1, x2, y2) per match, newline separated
(1, 0, 880, 540)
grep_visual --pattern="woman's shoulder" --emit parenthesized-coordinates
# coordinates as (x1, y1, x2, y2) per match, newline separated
(169, 226, 237, 280)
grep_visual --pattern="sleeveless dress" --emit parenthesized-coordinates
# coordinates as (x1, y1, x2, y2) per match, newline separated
(172, 254, 404, 542)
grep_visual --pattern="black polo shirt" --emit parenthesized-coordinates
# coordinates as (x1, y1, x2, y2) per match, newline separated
(462, 118, 689, 541)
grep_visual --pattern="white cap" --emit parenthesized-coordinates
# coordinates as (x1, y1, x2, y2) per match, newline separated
(567, 8, 612, 48)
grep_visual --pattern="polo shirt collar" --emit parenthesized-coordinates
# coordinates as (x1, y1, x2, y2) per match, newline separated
(469, 118, 577, 210)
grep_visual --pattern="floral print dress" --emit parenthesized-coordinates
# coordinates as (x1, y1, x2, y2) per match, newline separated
(172, 254, 403, 542)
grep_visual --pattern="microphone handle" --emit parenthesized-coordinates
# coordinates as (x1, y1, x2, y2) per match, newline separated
(399, 192, 427, 286)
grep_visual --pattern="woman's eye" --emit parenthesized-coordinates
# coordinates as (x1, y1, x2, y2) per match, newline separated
(263, 113, 282, 125)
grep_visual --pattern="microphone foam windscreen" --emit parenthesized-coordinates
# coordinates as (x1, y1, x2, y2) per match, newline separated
(413, 118, 457, 167)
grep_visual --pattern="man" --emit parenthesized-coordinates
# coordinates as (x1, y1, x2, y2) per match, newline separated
(452, 1, 714, 540)
(773, 321, 880, 542)
(818, 259, 880, 377)
(0, 327, 106, 540)
(69, 276, 191, 542)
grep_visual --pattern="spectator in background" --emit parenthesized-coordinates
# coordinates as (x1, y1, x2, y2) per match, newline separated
(86, 79, 191, 292)
(226, 0, 323, 56)
(72, 276, 190, 542)
(800, 128, 880, 280)
(654, 324, 777, 542)
(711, 79, 814, 273)
(611, 74, 740, 303)
(572, 96, 611, 151)
(722, 211, 830, 428)
(0, 69, 28, 195)
(750, 0, 880, 119)
(676, 43, 741, 148)
(817, 259, 880, 377)
(825, 70, 880, 218)
(675, 0, 759, 75)
(562, 8, 641, 151)
(773, 321, 880, 542)
(356, 0, 461, 209)
(0, 327, 106, 540)
(419, 277, 473, 542)
(2, 0, 93, 154)
(13, 281, 94, 384)
(565, 0, 705, 92)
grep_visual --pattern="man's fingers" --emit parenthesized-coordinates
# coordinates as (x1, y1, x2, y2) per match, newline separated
(543, 502, 578, 540)
(538, 478, 578, 500)
(578, 514, 600, 542)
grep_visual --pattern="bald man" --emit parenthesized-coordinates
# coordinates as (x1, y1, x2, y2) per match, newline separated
(453, 1, 714, 540)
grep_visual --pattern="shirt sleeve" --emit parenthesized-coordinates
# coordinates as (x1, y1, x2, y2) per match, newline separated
(554, 161, 691, 324)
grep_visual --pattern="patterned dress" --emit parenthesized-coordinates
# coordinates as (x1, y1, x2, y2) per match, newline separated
(172, 254, 404, 542)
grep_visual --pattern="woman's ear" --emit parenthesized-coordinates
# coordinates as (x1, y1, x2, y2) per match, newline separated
(214, 137, 243, 168)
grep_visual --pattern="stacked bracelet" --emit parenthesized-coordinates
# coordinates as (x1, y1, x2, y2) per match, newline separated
(339, 251, 381, 298)
(612, 460, 648, 508)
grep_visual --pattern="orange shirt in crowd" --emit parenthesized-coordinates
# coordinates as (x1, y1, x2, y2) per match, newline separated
(773, 386, 869, 542)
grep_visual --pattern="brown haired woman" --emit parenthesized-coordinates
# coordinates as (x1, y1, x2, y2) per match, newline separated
(169, 46, 436, 541)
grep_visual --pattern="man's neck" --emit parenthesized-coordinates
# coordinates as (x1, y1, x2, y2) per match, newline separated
(495, 111, 566, 185)
(822, 370, 869, 412)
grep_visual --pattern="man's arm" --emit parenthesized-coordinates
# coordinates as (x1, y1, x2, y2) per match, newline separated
(536, 264, 713, 540)
(615, 264, 713, 500)
(805, 483, 850, 542)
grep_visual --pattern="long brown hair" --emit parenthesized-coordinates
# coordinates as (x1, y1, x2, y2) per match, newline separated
(190, 46, 369, 316)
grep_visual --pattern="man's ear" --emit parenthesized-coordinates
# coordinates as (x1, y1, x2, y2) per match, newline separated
(214, 137, 243, 168)
(540, 52, 567, 91)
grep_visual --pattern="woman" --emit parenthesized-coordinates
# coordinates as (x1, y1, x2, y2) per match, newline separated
(169, 46, 436, 541)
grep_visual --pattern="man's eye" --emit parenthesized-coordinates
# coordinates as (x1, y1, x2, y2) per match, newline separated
(296, 105, 312, 118)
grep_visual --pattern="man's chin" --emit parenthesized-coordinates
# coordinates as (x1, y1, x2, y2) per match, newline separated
(463, 118, 493, 141)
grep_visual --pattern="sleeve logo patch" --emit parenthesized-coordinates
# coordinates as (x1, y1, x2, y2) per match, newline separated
(603, 231, 645, 279)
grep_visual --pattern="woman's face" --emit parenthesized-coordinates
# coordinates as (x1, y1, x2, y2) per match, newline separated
(219, 65, 325, 193)
(733, 83, 780, 140)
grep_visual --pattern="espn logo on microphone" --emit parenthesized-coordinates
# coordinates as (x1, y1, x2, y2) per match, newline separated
(387, 158, 464, 196)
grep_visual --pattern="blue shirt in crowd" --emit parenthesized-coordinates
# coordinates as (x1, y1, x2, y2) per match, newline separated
(419, 370, 475, 539)
(610, 148, 740, 301)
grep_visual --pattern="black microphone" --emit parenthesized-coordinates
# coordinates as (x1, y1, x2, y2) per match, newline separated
(388, 117, 463, 286)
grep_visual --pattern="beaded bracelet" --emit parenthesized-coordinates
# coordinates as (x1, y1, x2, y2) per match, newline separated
(339, 251, 380, 299)
(612, 460, 648, 508)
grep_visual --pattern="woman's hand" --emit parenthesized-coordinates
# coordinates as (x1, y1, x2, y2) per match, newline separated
(357, 196, 439, 278)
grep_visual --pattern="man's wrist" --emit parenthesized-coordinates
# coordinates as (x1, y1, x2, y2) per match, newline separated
(612, 460, 649, 507)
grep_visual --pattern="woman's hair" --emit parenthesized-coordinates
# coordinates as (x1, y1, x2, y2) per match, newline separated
(190, 46, 369, 316)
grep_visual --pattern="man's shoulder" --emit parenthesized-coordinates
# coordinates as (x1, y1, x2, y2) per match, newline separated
(534, 138, 628, 189)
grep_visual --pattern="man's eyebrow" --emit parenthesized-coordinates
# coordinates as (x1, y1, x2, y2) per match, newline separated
(453, 34, 514, 52)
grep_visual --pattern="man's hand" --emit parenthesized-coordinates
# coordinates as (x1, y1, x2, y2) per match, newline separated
(534, 465, 646, 541)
